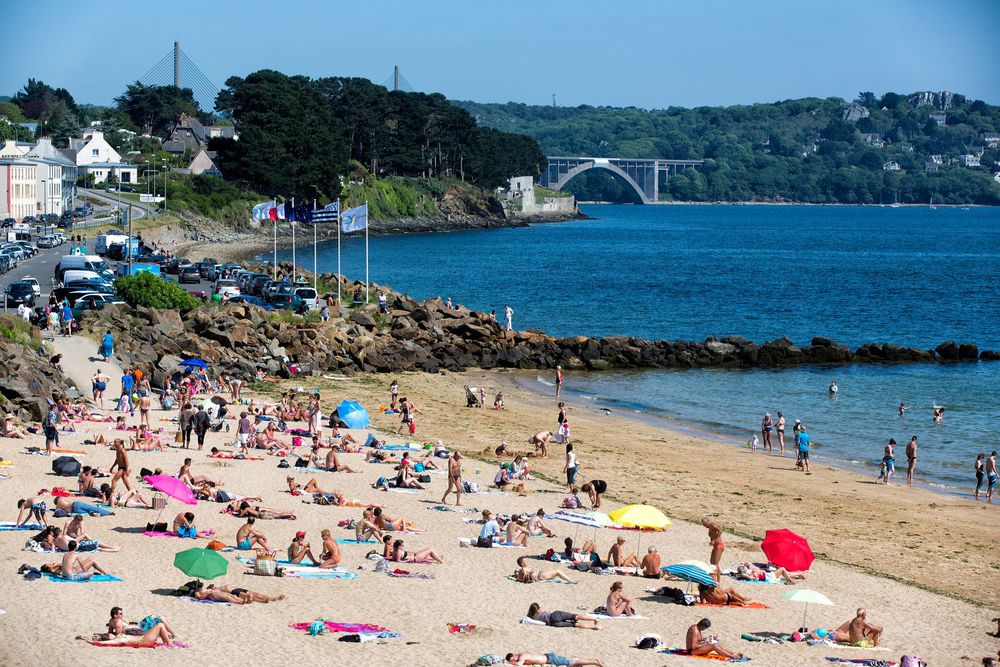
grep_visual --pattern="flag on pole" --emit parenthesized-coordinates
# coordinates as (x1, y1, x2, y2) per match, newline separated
(274, 202, 286, 220)
(341, 203, 368, 233)
(251, 202, 274, 221)
(311, 201, 339, 223)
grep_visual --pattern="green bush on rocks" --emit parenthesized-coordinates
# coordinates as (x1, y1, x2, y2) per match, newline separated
(113, 272, 201, 313)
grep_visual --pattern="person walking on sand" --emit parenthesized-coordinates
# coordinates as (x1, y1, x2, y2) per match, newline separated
(760, 413, 773, 453)
(91, 369, 110, 409)
(906, 436, 918, 485)
(108, 439, 133, 497)
(775, 411, 786, 455)
(389, 380, 398, 411)
(701, 517, 725, 572)
(193, 404, 210, 450)
(504, 304, 514, 331)
(99, 330, 114, 362)
(555, 366, 564, 397)
(796, 425, 811, 473)
(441, 451, 463, 506)
(879, 439, 895, 485)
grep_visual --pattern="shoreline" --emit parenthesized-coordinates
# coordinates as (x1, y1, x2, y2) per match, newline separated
(580, 200, 995, 207)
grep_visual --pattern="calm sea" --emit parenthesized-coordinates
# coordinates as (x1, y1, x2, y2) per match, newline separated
(271, 204, 1000, 492)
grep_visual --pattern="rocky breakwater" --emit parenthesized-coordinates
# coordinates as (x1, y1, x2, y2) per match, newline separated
(0, 320, 76, 421)
(78, 289, 998, 382)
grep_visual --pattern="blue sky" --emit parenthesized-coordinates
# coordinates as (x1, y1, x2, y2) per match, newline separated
(2, 0, 998, 109)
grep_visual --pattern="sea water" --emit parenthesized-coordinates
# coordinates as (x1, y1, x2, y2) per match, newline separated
(273, 204, 1000, 492)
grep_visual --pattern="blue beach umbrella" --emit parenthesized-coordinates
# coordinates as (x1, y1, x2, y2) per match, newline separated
(662, 563, 717, 587)
(179, 358, 208, 369)
(336, 400, 370, 429)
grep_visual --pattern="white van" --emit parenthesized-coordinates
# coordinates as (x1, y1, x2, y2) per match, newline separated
(293, 286, 319, 310)
(56, 255, 112, 281)
(62, 269, 109, 285)
(95, 232, 128, 256)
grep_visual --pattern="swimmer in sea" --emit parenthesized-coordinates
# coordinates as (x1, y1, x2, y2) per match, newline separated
(899, 402, 906, 416)
(829, 379, 839, 395)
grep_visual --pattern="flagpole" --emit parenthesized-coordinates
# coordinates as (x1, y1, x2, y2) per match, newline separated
(272, 198, 277, 280)
(336, 198, 341, 307)
(291, 197, 296, 284)
(313, 198, 317, 295)
(364, 199, 369, 304)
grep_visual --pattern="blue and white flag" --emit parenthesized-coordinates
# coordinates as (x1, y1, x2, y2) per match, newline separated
(311, 201, 339, 223)
(340, 203, 368, 233)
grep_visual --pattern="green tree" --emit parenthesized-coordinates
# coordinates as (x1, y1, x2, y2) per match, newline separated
(12, 78, 78, 120)
(115, 83, 201, 137)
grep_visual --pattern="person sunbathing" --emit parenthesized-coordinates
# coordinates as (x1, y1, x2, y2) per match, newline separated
(1, 417, 26, 438)
(79, 621, 177, 647)
(173, 511, 198, 538)
(314, 447, 358, 473)
(318, 529, 341, 568)
(113, 488, 152, 508)
(564, 537, 603, 567)
(831, 608, 883, 647)
(504, 653, 604, 666)
(230, 500, 294, 520)
(253, 431, 283, 451)
(526, 603, 599, 630)
(129, 425, 160, 451)
(393, 466, 425, 490)
(178, 458, 216, 487)
(607, 536, 639, 569)
(685, 618, 743, 660)
(527, 509, 554, 537)
(101, 606, 177, 641)
(206, 583, 285, 603)
(60, 540, 109, 580)
(191, 584, 249, 604)
(505, 514, 531, 546)
(366, 450, 395, 463)
(640, 546, 662, 578)
(514, 556, 576, 584)
(288, 531, 320, 565)
(734, 562, 805, 584)
(61, 516, 120, 552)
(288, 476, 332, 495)
(605, 581, 635, 616)
(390, 538, 444, 564)
(373, 507, 422, 532)
(355, 509, 385, 543)
(698, 582, 752, 606)
(236, 517, 270, 550)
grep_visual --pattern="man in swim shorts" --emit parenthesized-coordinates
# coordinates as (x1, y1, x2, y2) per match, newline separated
(236, 517, 269, 550)
(906, 436, 918, 485)
(685, 618, 743, 660)
(985, 451, 997, 504)
(832, 608, 883, 647)
(441, 451, 463, 506)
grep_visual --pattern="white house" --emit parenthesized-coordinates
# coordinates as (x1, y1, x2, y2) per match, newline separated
(993, 172, 1000, 184)
(26, 137, 77, 214)
(0, 139, 32, 158)
(959, 154, 981, 167)
(65, 130, 137, 184)
(882, 161, 901, 172)
(0, 161, 38, 221)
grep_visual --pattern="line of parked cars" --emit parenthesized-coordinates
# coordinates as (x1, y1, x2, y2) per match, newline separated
(222, 269, 318, 314)
(0, 239, 39, 273)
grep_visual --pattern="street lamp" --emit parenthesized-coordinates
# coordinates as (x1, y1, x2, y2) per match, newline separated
(162, 160, 168, 213)
(41, 179, 47, 233)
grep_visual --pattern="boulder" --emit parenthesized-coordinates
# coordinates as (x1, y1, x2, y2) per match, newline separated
(958, 343, 978, 361)
(935, 341, 959, 361)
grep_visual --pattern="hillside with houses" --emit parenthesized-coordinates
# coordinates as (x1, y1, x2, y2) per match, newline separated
(458, 91, 1000, 205)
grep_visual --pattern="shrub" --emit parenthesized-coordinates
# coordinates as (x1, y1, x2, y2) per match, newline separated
(114, 272, 201, 312)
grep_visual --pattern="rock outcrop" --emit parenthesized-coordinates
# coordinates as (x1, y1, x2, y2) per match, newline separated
(78, 276, 998, 383)
(0, 324, 76, 421)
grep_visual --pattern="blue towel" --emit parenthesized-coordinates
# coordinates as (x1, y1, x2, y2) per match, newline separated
(45, 573, 122, 583)
(336, 538, 376, 545)
(0, 522, 43, 531)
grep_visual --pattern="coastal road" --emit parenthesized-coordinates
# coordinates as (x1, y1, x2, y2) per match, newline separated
(80, 188, 155, 222)
(0, 244, 66, 304)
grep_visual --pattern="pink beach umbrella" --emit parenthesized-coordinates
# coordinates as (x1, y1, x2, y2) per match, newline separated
(144, 475, 198, 505)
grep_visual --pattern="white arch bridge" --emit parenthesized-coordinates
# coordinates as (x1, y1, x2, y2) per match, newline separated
(539, 156, 703, 204)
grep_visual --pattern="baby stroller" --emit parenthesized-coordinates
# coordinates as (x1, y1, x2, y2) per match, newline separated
(464, 385, 480, 408)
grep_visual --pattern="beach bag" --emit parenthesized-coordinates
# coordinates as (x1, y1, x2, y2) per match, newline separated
(174, 431, 184, 444)
(900, 657, 926, 667)
(374, 557, 389, 573)
(146, 521, 168, 532)
(151, 493, 167, 510)
(254, 550, 277, 576)
(314, 494, 335, 506)
(294, 457, 310, 468)
(277, 459, 290, 468)
(635, 633, 662, 650)
(292, 436, 303, 448)
(418, 474, 431, 483)
(206, 539, 226, 551)
(463, 481, 479, 494)
(476, 655, 503, 666)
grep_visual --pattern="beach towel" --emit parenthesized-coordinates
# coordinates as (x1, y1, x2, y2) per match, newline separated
(814, 643, 891, 652)
(506, 575, 575, 584)
(549, 510, 618, 529)
(824, 659, 896, 666)
(0, 522, 42, 531)
(144, 529, 215, 539)
(290, 621, 397, 637)
(45, 573, 122, 583)
(660, 648, 749, 662)
(521, 617, 547, 626)
(236, 556, 359, 580)
(696, 602, 771, 609)
(208, 454, 264, 461)
(292, 466, 337, 474)
(447, 623, 477, 634)
(336, 538, 377, 545)
(426, 505, 478, 513)
(183, 596, 230, 606)
(459, 538, 524, 548)
(387, 569, 435, 579)
(590, 607, 648, 619)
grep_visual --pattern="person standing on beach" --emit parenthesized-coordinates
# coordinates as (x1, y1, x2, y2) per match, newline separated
(985, 451, 997, 503)
(879, 439, 895, 485)
(555, 366, 564, 397)
(701, 517, 725, 573)
(974, 454, 985, 499)
(108, 439, 132, 496)
(796, 426, 811, 473)
(761, 413, 773, 453)
(441, 451, 463, 506)
(906, 436, 918, 485)
(193, 404, 210, 450)
(389, 380, 398, 411)
(504, 304, 514, 331)
(775, 412, 786, 455)
(563, 443, 578, 492)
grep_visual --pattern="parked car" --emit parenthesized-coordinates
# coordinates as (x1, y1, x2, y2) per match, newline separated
(293, 286, 319, 310)
(197, 262, 218, 280)
(214, 279, 240, 299)
(21, 277, 41, 296)
(22, 216, 37, 225)
(267, 294, 309, 315)
(1, 218, 15, 228)
(52, 232, 67, 245)
(36, 236, 57, 249)
(0, 256, 12, 273)
(249, 275, 271, 297)
(42, 213, 60, 224)
(162, 258, 189, 275)
(229, 295, 272, 310)
(14, 241, 38, 257)
(0, 245, 25, 260)
(179, 265, 201, 284)
(5, 281, 36, 307)
(0, 249, 19, 269)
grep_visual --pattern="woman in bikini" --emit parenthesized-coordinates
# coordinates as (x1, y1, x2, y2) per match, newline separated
(702, 516, 725, 573)
(207, 583, 284, 603)
(514, 556, 576, 583)
(80, 620, 178, 646)
(372, 507, 423, 533)
(391, 538, 444, 564)
(318, 529, 341, 568)
(505, 514, 531, 547)
(698, 582, 751, 606)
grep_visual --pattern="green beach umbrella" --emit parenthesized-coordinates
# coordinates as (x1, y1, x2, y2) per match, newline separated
(782, 589, 833, 629)
(174, 547, 228, 580)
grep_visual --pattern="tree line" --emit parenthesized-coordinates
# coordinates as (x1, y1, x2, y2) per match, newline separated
(457, 92, 1000, 204)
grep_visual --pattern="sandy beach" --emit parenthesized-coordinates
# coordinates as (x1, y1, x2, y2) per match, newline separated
(0, 338, 996, 667)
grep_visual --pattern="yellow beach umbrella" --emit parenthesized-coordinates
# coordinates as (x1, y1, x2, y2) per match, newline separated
(608, 504, 672, 529)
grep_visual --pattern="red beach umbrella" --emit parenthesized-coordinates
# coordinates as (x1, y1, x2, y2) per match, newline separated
(760, 528, 814, 572)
